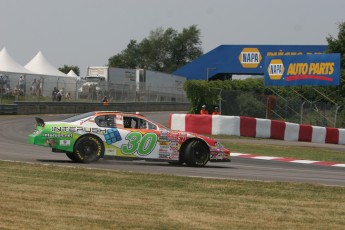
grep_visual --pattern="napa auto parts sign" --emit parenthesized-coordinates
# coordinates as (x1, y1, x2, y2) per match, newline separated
(264, 54, 340, 86)
(173, 45, 327, 80)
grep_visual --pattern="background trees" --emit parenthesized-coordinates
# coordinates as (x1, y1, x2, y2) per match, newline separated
(327, 22, 345, 69)
(58, 65, 80, 76)
(108, 25, 203, 73)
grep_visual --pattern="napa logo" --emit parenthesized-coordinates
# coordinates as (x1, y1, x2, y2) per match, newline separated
(267, 59, 285, 80)
(238, 48, 262, 68)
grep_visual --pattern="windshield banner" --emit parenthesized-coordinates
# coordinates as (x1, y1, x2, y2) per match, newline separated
(264, 54, 340, 86)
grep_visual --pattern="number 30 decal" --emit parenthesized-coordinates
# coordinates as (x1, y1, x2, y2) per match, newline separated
(121, 132, 158, 156)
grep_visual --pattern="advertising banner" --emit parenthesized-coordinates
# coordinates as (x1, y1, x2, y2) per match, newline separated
(264, 54, 340, 86)
(173, 45, 328, 80)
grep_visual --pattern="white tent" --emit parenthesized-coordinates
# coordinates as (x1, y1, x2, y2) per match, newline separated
(0, 47, 33, 74)
(25, 51, 67, 77)
(67, 69, 78, 77)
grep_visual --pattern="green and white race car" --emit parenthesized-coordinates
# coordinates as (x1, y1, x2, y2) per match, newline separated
(28, 111, 231, 166)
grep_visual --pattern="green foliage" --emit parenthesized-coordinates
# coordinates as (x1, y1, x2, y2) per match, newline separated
(327, 22, 345, 69)
(58, 65, 80, 76)
(183, 78, 265, 113)
(108, 40, 140, 69)
(108, 25, 203, 73)
(236, 93, 265, 117)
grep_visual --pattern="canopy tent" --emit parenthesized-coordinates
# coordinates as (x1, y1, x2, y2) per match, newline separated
(67, 69, 78, 77)
(0, 47, 33, 74)
(25, 51, 67, 77)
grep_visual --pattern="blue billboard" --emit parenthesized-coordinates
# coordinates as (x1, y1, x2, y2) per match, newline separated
(173, 45, 328, 80)
(264, 54, 340, 86)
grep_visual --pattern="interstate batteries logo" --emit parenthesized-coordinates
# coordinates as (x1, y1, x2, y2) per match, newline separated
(239, 48, 262, 68)
(268, 59, 335, 82)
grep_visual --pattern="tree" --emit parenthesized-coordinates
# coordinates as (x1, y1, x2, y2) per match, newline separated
(327, 22, 345, 69)
(108, 40, 140, 69)
(326, 21, 345, 102)
(58, 65, 80, 76)
(108, 25, 203, 73)
(327, 22, 345, 75)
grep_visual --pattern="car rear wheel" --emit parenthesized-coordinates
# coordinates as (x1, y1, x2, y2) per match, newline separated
(184, 140, 209, 167)
(73, 135, 104, 163)
(168, 161, 183, 166)
(65, 152, 78, 162)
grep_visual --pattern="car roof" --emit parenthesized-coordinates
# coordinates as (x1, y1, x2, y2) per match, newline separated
(94, 111, 146, 118)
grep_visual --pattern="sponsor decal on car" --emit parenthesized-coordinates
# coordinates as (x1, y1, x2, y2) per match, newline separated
(60, 140, 71, 146)
(104, 128, 122, 144)
(51, 126, 107, 134)
(121, 132, 158, 156)
(43, 133, 73, 138)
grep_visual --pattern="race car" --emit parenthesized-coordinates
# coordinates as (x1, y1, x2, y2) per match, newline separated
(27, 111, 230, 166)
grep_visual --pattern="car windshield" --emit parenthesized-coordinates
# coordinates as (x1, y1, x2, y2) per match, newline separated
(63, 112, 96, 122)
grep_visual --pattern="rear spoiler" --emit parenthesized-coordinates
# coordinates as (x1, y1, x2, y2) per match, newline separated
(35, 117, 45, 127)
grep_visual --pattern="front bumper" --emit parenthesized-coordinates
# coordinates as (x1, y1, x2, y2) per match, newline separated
(210, 158, 231, 162)
(210, 147, 231, 162)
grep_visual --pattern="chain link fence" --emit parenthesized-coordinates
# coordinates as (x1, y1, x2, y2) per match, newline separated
(220, 89, 344, 128)
(0, 76, 188, 104)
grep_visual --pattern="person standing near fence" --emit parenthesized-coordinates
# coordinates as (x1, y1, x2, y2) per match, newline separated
(52, 87, 59, 101)
(31, 79, 37, 95)
(200, 105, 209, 115)
(102, 96, 109, 106)
(212, 106, 220, 115)
(35, 79, 41, 96)
(18, 75, 25, 95)
(56, 89, 63, 101)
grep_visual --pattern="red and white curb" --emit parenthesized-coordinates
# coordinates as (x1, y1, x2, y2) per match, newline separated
(232, 153, 345, 168)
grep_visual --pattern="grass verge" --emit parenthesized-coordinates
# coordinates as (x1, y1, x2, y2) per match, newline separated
(1, 161, 345, 229)
(211, 135, 345, 163)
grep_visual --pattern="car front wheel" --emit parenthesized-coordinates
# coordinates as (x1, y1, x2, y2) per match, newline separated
(184, 140, 209, 167)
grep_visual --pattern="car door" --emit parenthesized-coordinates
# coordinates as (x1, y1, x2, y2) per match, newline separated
(102, 115, 161, 159)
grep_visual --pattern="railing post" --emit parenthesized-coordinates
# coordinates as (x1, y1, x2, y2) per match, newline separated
(300, 101, 307, 124)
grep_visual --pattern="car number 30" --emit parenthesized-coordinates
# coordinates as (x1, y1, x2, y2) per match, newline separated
(121, 132, 158, 156)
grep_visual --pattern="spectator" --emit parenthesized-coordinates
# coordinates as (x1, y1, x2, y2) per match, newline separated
(102, 96, 109, 106)
(35, 79, 41, 96)
(65, 92, 72, 100)
(4, 75, 10, 89)
(102, 96, 109, 102)
(200, 105, 209, 115)
(212, 106, 220, 115)
(52, 87, 59, 101)
(56, 90, 63, 101)
(31, 79, 37, 95)
(18, 75, 25, 94)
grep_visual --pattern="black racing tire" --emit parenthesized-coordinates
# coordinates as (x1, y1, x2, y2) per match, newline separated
(184, 140, 209, 167)
(72, 135, 104, 163)
(168, 161, 183, 166)
(65, 152, 78, 162)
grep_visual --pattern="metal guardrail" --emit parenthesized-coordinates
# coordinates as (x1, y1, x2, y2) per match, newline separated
(0, 104, 17, 115)
(0, 101, 190, 115)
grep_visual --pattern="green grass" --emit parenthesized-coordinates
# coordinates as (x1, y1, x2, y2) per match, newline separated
(226, 142, 345, 162)
(208, 135, 345, 163)
(0, 161, 345, 230)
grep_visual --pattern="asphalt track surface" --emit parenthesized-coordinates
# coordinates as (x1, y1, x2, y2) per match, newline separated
(0, 112, 344, 186)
